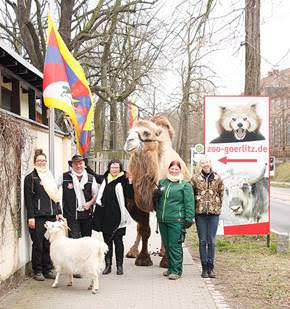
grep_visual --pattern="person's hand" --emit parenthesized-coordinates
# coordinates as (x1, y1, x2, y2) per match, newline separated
(56, 214, 64, 221)
(83, 202, 92, 210)
(127, 172, 133, 184)
(184, 221, 193, 229)
(28, 218, 35, 229)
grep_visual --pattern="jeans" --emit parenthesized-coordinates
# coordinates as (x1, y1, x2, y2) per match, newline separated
(195, 214, 219, 265)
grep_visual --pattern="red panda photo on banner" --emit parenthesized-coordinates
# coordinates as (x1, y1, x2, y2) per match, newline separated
(210, 104, 265, 144)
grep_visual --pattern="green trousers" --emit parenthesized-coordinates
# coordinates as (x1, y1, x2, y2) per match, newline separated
(159, 221, 183, 275)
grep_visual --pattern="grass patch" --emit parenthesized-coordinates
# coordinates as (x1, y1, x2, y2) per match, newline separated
(186, 226, 290, 308)
(271, 161, 290, 182)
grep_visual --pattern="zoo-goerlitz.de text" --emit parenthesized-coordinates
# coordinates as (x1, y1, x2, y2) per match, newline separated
(207, 145, 268, 154)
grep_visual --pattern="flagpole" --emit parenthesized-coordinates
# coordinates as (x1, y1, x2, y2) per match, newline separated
(48, 0, 55, 176)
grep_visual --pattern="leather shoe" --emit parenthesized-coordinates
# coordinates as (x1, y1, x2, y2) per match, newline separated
(33, 273, 45, 281)
(43, 271, 55, 279)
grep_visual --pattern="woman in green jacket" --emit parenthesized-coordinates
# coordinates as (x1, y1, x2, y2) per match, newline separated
(156, 160, 195, 280)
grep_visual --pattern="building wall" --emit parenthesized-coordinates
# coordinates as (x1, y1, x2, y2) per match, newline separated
(0, 119, 71, 283)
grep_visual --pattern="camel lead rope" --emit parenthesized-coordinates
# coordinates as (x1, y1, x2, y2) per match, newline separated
(155, 217, 159, 234)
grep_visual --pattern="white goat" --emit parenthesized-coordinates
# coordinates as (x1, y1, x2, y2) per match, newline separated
(44, 220, 108, 294)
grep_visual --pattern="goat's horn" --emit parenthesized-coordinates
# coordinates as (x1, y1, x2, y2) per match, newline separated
(248, 163, 267, 185)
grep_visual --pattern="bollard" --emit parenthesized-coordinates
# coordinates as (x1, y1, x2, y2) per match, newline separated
(276, 233, 289, 254)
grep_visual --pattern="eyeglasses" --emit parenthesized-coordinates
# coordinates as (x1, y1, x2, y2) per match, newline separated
(36, 160, 47, 163)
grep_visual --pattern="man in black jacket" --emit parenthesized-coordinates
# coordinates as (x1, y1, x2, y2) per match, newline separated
(57, 155, 99, 239)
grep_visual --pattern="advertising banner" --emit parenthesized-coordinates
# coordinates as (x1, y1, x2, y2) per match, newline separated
(204, 96, 270, 235)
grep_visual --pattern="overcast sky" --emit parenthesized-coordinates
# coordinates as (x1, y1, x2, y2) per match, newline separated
(154, 0, 290, 100)
(210, 0, 290, 94)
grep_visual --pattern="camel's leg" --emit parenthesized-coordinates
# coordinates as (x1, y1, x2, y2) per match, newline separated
(159, 240, 168, 268)
(126, 231, 141, 258)
(159, 240, 165, 256)
(135, 215, 153, 266)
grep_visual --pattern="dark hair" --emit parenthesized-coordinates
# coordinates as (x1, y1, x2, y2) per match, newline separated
(168, 160, 181, 169)
(107, 159, 123, 172)
(34, 149, 47, 163)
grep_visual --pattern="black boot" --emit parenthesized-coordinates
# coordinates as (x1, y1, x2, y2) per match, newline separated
(115, 235, 124, 275)
(102, 255, 112, 275)
(207, 263, 216, 278)
(201, 263, 209, 278)
(116, 264, 123, 275)
(102, 234, 113, 275)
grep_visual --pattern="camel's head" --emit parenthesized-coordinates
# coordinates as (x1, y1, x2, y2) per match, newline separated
(124, 120, 162, 153)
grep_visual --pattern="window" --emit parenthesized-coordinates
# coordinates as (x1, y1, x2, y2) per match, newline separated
(1, 87, 12, 111)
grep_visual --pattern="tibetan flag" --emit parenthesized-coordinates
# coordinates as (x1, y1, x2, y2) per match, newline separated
(43, 14, 94, 155)
(129, 101, 138, 128)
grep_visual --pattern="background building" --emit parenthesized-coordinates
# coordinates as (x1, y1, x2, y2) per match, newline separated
(260, 69, 290, 160)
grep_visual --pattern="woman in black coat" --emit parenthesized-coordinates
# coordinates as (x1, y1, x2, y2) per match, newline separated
(92, 159, 133, 275)
(24, 149, 62, 281)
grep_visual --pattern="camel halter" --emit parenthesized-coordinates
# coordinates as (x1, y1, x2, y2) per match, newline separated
(137, 132, 158, 143)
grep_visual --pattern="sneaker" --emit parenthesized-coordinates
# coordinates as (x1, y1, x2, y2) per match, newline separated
(163, 270, 170, 277)
(33, 273, 45, 281)
(168, 273, 181, 280)
(73, 274, 82, 279)
(43, 271, 56, 279)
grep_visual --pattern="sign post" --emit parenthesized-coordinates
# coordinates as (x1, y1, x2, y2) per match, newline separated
(204, 96, 270, 235)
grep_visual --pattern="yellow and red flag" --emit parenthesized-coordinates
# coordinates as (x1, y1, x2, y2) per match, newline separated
(43, 14, 94, 155)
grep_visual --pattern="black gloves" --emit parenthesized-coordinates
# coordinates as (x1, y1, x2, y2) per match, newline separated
(152, 186, 163, 211)
(184, 221, 193, 229)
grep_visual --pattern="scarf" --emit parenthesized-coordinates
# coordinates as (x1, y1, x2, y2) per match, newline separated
(167, 172, 184, 183)
(96, 178, 131, 229)
(71, 169, 88, 211)
(34, 167, 60, 203)
(107, 171, 124, 184)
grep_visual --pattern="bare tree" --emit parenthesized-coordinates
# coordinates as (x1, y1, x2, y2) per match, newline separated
(0, 0, 166, 151)
(244, 0, 260, 95)
(165, 0, 216, 163)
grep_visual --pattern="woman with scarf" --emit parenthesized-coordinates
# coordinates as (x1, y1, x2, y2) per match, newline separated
(191, 157, 224, 278)
(156, 160, 195, 280)
(92, 159, 133, 276)
(24, 149, 62, 281)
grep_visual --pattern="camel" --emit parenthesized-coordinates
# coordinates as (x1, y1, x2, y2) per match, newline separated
(124, 116, 191, 267)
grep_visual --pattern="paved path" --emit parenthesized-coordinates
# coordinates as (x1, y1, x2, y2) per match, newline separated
(0, 218, 224, 309)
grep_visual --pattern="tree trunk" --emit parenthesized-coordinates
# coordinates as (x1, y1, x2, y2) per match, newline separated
(244, 0, 260, 95)
(94, 99, 105, 154)
(109, 100, 117, 150)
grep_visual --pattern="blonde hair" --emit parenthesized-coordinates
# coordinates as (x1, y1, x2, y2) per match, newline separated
(197, 156, 212, 172)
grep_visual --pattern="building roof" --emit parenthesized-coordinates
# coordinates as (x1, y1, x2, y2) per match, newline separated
(0, 42, 43, 92)
(261, 68, 290, 88)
